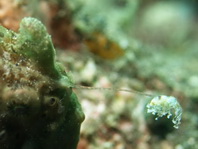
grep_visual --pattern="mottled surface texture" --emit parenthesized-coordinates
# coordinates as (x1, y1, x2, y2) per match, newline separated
(0, 17, 84, 149)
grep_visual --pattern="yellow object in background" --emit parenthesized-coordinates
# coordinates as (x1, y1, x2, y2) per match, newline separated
(85, 32, 124, 60)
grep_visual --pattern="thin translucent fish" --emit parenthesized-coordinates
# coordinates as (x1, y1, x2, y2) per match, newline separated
(73, 85, 153, 97)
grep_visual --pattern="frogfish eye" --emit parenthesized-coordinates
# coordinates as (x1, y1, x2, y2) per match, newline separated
(44, 96, 59, 107)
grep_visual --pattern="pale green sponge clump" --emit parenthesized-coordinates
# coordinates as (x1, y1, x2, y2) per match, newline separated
(0, 17, 84, 149)
(147, 95, 182, 129)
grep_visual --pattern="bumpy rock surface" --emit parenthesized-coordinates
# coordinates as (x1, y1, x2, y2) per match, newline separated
(0, 17, 84, 149)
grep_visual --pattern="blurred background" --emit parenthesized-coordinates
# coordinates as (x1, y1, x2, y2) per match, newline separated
(1, 0, 198, 148)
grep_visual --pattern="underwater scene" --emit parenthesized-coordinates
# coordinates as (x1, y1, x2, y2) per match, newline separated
(0, 0, 198, 149)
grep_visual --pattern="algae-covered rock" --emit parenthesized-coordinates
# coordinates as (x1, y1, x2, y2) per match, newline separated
(0, 17, 84, 149)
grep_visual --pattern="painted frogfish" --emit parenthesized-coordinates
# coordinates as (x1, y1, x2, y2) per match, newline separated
(0, 17, 84, 149)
